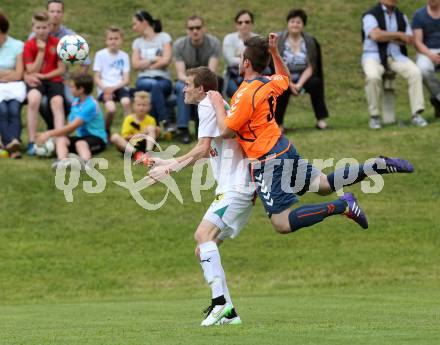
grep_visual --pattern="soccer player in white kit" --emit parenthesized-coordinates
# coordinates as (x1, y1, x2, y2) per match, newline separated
(148, 66, 253, 326)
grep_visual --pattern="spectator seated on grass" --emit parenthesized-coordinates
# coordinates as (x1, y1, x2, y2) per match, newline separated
(275, 8, 329, 131)
(361, 0, 427, 129)
(93, 26, 131, 137)
(23, 11, 65, 156)
(35, 74, 107, 170)
(110, 91, 159, 162)
(0, 11, 25, 159)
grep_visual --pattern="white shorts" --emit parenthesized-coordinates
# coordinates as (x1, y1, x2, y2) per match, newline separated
(203, 191, 253, 241)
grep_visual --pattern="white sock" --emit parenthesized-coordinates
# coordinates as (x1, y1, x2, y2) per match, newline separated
(199, 241, 224, 299)
(220, 264, 233, 306)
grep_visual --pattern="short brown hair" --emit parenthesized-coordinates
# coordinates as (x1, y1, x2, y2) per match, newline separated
(243, 36, 270, 73)
(72, 74, 94, 95)
(0, 12, 9, 34)
(106, 25, 123, 38)
(187, 15, 204, 26)
(286, 8, 307, 26)
(134, 91, 151, 103)
(32, 11, 49, 23)
(187, 67, 218, 92)
(47, 0, 64, 11)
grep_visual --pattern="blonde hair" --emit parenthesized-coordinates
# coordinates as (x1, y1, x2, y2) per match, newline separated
(32, 11, 49, 23)
(106, 25, 124, 38)
(134, 91, 151, 103)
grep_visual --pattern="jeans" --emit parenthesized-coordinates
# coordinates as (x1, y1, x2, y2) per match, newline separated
(135, 77, 172, 123)
(0, 100, 22, 146)
(226, 76, 243, 98)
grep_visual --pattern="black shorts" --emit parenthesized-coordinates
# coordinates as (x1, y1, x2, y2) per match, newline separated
(68, 136, 106, 155)
(27, 81, 65, 101)
(98, 87, 130, 102)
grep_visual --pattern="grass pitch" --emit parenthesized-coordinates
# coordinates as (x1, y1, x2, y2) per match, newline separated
(1, 1, 439, 344)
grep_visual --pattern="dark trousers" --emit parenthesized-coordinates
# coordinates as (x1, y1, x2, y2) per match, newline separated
(275, 76, 329, 126)
(0, 100, 22, 146)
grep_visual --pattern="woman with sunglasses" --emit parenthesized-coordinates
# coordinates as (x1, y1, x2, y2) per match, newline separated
(223, 10, 257, 98)
(132, 10, 173, 131)
(275, 8, 329, 130)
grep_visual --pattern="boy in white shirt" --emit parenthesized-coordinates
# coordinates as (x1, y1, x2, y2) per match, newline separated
(93, 26, 131, 134)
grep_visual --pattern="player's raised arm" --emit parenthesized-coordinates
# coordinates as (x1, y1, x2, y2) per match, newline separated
(268, 33, 290, 78)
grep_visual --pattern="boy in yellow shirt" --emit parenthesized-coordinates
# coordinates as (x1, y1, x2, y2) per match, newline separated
(110, 91, 159, 158)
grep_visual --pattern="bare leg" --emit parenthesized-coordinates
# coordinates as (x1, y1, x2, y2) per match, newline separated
(110, 133, 134, 153)
(145, 125, 158, 151)
(75, 140, 92, 162)
(50, 95, 65, 129)
(27, 89, 42, 142)
(105, 101, 116, 131)
(56, 136, 70, 160)
(120, 97, 131, 116)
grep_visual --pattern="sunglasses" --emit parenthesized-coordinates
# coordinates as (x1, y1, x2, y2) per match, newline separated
(188, 25, 202, 31)
(237, 20, 251, 25)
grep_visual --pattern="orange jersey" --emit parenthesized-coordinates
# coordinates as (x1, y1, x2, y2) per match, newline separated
(225, 74, 289, 159)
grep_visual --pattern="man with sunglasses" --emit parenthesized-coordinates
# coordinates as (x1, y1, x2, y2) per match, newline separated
(173, 15, 222, 144)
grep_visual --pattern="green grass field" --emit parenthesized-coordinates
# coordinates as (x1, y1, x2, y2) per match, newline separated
(1, 0, 440, 344)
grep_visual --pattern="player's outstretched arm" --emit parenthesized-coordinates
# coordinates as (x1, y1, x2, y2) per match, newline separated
(268, 33, 290, 78)
(148, 138, 212, 182)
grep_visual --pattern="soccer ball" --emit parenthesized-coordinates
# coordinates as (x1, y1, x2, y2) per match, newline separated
(57, 34, 89, 65)
(35, 138, 56, 158)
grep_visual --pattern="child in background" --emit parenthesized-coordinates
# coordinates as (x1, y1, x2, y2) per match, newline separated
(111, 91, 159, 160)
(36, 74, 107, 170)
(93, 26, 131, 135)
(23, 11, 65, 155)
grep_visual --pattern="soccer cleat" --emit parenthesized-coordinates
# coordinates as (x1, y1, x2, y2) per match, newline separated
(411, 114, 428, 127)
(216, 315, 242, 325)
(378, 156, 414, 173)
(215, 307, 242, 325)
(201, 303, 233, 327)
(340, 192, 368, 229)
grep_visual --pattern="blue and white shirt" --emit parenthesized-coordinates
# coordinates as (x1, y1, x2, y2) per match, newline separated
(93, 48, 130, 95)
(283, 38, 309, 83)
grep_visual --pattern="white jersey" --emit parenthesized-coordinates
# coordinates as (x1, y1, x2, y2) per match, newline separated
(197, 96, 253, 196)
(93, 48, 130, 95)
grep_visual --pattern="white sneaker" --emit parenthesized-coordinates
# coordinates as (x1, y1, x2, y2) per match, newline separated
(201, 303, 232, 327)
(369, 116, 382, 129)
(216, 315, 242, 325)
(51, 159, 71, 171)
(411, 114, 428, 127)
